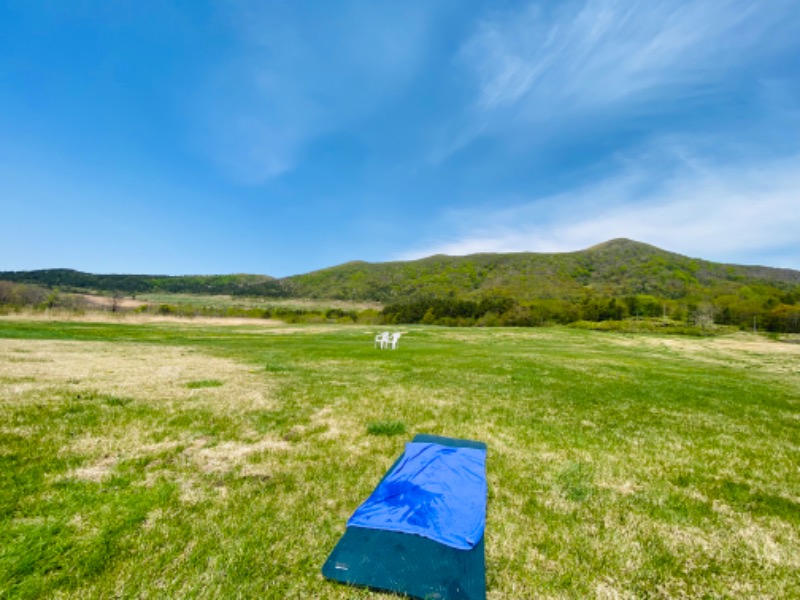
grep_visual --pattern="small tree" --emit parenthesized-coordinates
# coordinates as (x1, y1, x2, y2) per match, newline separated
(45, 288, 60, 309)
(693, 302, 715, 332)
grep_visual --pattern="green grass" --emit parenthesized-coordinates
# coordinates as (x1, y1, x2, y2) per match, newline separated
(1, 319, 799, 598)
(185, 379, 224, 389)
(137, 292, 382, 312)
(366, 420, 407, 436)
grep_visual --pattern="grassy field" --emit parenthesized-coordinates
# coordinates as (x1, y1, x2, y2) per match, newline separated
(135, 293, 382, 312)
(1, 317, 798, 598)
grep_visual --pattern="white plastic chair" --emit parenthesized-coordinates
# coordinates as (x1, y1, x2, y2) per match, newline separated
(374, 332, 389, 349)
(386, 332, 402, 350)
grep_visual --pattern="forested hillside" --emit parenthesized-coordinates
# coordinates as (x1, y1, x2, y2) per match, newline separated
(282, 239, 800, 301)
(3, 239, 799, 331)
(0, 269, 286, 297)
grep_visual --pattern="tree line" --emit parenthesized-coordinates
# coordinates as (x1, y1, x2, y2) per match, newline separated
(0, 270, 287, 297)
(2, 279, 799, 333)
(381, 291, 800, 333)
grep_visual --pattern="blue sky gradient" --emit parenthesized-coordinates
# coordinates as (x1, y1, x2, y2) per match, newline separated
(2, 1, 799, 276)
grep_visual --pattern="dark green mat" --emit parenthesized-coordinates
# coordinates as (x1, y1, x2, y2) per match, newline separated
(322, 434, 486, 599)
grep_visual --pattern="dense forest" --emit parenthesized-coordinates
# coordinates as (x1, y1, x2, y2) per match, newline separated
(282, 239, 800, 300)
(0, 270, 285, 297)
(2, 239, 800, 332)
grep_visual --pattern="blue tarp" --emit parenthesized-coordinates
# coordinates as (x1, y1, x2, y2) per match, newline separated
(347, 442, 487, 550)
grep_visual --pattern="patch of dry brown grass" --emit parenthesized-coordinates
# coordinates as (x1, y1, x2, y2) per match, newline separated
(1, 336, 292, 502)
(0, 338, 275, 412)
(69, 456, 118, 482)
(604, 331, 800, 375)
(0, 309, 286, 327)
(192, 437, 291, 475)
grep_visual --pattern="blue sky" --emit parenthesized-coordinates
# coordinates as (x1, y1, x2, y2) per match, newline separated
(1, 0, 799, 276)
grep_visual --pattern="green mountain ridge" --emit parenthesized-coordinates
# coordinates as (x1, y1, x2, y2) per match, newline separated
(2, 239, 799, 303)
(0, 269, 284, 297)
(281, 238, 800, 302)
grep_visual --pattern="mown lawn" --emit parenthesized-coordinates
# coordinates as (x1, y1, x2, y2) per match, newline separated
(1, 318, 798, 598)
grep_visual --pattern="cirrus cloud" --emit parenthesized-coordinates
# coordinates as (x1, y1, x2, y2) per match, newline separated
(402, 140, 800, 269)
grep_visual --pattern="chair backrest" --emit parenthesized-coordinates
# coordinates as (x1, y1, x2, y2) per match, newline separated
(388, 332, 402, 348)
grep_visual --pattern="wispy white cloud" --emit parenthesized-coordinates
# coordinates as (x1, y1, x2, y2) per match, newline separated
(416, 0, 800, 268)
(400, 140, 800, 269)
(195, 1, 437, 183)
(425, 1, 799, 166)
(460, 0, 798, 115)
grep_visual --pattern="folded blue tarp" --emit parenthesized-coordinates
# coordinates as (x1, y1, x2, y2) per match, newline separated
(323, 434, 487, 599)
(347, 441, 487, 550)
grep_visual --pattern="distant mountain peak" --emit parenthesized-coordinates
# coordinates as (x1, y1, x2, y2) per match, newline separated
(587, 238, 652, 251)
